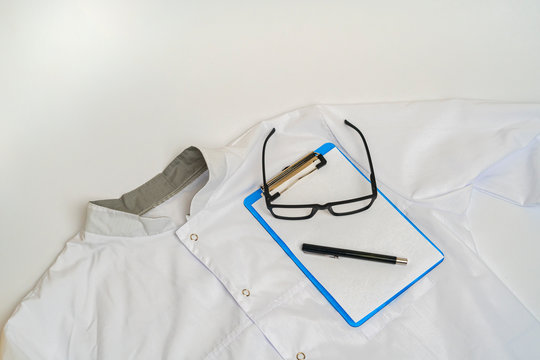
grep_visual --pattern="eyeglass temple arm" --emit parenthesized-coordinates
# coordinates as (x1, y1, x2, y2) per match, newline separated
(262, 128, 276, 198)
(264, 122, 376, 197)
(343, 120, 377, 194)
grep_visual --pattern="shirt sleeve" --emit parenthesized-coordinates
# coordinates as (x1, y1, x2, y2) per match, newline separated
(1, 233, 90, 360)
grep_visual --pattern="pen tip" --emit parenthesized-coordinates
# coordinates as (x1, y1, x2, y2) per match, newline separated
(396, 257, 408, 265)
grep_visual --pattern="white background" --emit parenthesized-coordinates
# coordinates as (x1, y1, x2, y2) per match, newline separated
(1, 0, 540, 329)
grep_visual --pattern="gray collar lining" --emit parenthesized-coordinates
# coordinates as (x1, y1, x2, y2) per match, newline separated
(91, 146, 208, 215)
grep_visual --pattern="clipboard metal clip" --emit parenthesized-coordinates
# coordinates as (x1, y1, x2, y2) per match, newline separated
(261, 151, 327, 200)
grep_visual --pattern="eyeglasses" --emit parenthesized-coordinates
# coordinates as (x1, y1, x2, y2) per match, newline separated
(261, 120, 377, 220)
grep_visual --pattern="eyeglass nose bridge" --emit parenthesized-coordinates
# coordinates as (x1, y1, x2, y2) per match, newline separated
(313, 203, 329, 210)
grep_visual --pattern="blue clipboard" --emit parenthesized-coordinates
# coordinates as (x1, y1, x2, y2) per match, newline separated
(244, 142, 444, 327)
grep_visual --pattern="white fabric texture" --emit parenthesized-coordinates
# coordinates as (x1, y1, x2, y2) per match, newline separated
(2, 100, 540, 359)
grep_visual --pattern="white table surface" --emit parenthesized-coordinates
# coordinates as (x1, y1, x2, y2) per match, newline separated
(1, 0, 540, 330)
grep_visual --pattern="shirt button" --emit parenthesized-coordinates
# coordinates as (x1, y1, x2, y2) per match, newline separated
(296, 352, 306, 360)
(189, 233, 198, 241)
(242, 289, 250, 297)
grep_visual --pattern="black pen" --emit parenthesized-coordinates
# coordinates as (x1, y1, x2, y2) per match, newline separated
(301, 243, 407, 265)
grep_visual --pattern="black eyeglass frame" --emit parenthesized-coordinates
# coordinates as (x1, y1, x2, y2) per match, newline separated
(261, 119, 378, 220)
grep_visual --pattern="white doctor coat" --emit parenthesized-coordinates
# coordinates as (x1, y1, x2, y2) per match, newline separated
(2, 100, 540, 359)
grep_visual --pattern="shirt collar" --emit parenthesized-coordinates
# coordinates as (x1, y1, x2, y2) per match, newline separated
(84, 146, 227, 237)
